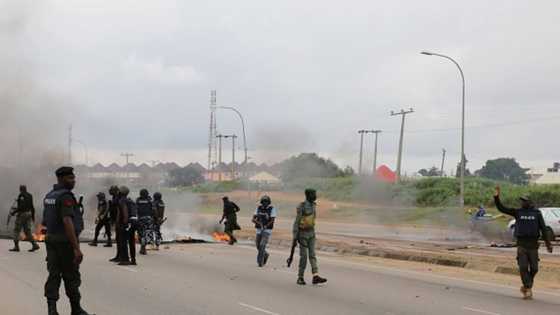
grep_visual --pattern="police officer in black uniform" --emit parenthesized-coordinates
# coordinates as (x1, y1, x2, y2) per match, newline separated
(494, 186, 553, 300)
(88, 192, 112, 247)
(43, 166, 94, 315)
(108, 186, 121, 262)
(9, 185, 40, 252)
(116, 186, 138, 266)
(152, 192, 165, 250)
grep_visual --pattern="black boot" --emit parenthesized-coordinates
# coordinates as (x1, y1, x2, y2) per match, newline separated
(103, 239, 112, 247)
(47, 300, 59, 315)
(9, 241, 20, 252)
(312, 275, 327, 285)
(71, 300, 94, 315)
(140, 245, 147, 255)
(297, 277, 306, 285)
(88, 241, 98, 247)
(29, 242, 40, 252)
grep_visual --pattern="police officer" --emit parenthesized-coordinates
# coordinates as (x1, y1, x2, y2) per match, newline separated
(252, 195, 277, 267)
(219, 196, 240, 245)
(43, 166, 94, 315)
(9, 185, 40, 252)
(116, 186, 137, 266)
(108, 186, 121, 262)
(88, 192, 112, 247)
(152, 192, 165, 250)
(293, 188, 327, 285)
(136, 189, 154, 255)
(494, 186, 553, 299)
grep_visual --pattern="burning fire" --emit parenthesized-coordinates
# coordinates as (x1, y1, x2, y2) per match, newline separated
(33, 224, 46, 242)
(212, 232, 231, 242)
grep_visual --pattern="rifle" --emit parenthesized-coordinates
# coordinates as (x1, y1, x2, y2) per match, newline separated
(287, 230, 299, 267)
(6, 199, 17, 227)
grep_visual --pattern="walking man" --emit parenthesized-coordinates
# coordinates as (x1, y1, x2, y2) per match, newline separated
(88, 192, 112, 247)
(293, 188, 327, 286)
(9, 185, 40, 252)
(494, 186, 553, 299)
(152, 192, 165, 250)
(252, 195, 276, 267)
(219, 196, 240, 245)
(136, 189, 154, 255)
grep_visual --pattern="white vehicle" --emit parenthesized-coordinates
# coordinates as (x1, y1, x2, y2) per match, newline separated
(507, 208, 560, 241)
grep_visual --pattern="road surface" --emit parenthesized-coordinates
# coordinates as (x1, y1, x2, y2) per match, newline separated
(0, 239, 559, 315)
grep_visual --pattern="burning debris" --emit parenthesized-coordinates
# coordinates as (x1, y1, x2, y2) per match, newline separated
(212, 232, 231, 243)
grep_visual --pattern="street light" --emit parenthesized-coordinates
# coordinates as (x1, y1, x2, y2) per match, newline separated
(421, 50, 466, 209)
(217, 106, 248, 176)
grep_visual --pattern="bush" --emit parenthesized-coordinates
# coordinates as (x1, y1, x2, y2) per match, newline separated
(191, 181, 241, 193)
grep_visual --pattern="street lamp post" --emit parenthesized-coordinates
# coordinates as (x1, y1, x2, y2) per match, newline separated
(217, 106, 248, 177)
(421, 51, 466, 209)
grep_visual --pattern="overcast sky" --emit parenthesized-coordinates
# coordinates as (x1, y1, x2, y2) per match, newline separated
(1, 0, 559, 174)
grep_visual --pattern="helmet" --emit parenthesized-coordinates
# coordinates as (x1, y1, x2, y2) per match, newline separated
(109, 185, 119, 195)
(153, 192, 162, 200)
(118, 185, 130, 196)
(260, 195, 271, 206)
(97, 192, 106, 199)
(140, 188, 149, 198)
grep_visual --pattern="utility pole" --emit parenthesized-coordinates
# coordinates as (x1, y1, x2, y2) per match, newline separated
(391, 108, 414, 181)
(208, 90, 218, 178)
(358, 130, 366, 175)
(440, 149, 446, 177)
(121, 152, 134, 182)
(223, 135, 237, 180)
(68, 124, 73, 165)
(371, 130, 382, 175)
(216, 134, 224, 181)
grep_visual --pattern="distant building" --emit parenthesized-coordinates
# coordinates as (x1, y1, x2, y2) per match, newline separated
(249, 171, 281, 185)
(528, 163, 560, 185)
(375, 165, 397, 183)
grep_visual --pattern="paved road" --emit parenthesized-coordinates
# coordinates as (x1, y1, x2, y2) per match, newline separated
(0, 239, 559, 315)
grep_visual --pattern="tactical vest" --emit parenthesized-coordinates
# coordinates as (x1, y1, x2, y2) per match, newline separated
(136, 198, 153, 217)
(43, 188, 84, 237)
(255, 206, 274, 229)
(153, 200, 165, 219)
(298, 201, 316, 231)
(515, 208, 541, 238)
(126, 197, 138, 219)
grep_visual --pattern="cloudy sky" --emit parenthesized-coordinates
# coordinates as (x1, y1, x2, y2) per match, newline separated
(1, 0, 559, 174)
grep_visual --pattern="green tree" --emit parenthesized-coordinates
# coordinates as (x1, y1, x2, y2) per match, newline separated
(418, 166, 440, 177)
(277, 153, 344, 181)
(476, 158, 529, 185)
(167, 165, 205, 187)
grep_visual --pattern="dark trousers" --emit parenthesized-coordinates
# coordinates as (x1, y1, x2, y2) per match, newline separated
(93, 219, 112, 243)
(517, 246, 539, 289)
(44, 241, 81, 302)
(117, 225, 136, 262)
(256, 231, 270, 265)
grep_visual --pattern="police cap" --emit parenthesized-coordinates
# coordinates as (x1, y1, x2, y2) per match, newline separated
(55, 166, 74, 178)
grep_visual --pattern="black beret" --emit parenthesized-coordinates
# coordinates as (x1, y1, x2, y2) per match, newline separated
(55, 166, 74, 177)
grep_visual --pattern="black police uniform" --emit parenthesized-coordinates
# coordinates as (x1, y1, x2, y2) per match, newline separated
(494, 196, 551, 289)
(117, 196, 137, 263)
(136, 196, 154, 250)
(92, 198, 112, 246)
(153, 198, 165, 246)
(43, 183, 84, 305)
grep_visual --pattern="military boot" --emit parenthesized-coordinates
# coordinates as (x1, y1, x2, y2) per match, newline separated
(297, 277, 306, 285)
(140, 245, 147, 255)
(71, 300, 95, 315)
(103, 239, 112, 247)
(9, 241, 20, 252)
(47, 300, 59, 315)
(88, 241, 98, 247)
(29, 242, 40, 252)
(312, 275, 327, 285)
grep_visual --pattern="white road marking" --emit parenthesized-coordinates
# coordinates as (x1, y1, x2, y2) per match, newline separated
(239, 302, 280, 315)
(462, 306, 501, 315)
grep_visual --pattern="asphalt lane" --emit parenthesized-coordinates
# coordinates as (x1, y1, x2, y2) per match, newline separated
(0, 239, 559, 315)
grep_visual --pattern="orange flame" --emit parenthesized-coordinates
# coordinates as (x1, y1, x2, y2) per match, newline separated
(212, 232, 231, 242)
(33, 224, 46, 242)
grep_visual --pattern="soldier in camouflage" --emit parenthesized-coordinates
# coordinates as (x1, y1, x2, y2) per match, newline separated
(293, 188, 327, 286)
(9, 185, 40, 252)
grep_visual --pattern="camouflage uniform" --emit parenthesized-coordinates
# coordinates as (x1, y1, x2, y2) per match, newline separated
(293, 200, 318, 278)
(153, 197, 165, 247)
(11, 191, 39, 251)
